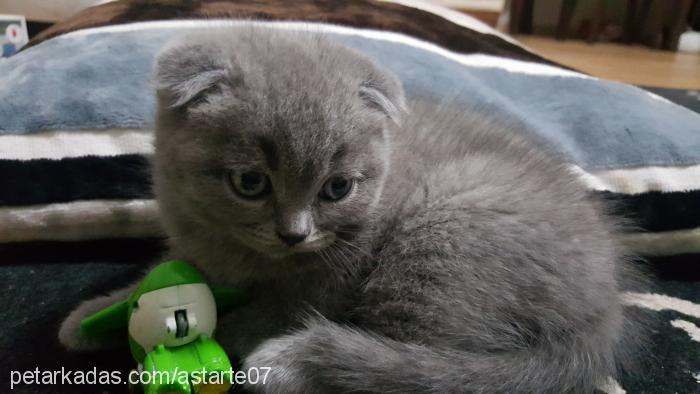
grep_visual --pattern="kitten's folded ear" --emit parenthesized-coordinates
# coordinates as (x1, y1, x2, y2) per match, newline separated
(359, 70, 407, 124)
(153, 38, 231, 109)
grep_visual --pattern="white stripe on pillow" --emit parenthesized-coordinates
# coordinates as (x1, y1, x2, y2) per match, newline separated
(599, 378, 626, 394)
(377, 0, 522, 46)
(0, 129, 153, 160)
(622, 227, 700, 257)
(59, 21, 686, 108)
(571, 164, 700, 194)
(1, 196, 697, 256)
(3, 128, 697, 194)
(59, 19, 676, 105)
(622, 292, 700, 319)
(670, 320, 700, 343)
(64, 20, 591, 80)
(0, 199, 163, 242)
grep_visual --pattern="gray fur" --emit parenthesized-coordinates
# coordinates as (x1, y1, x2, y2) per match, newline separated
(60, 26, 643, 393)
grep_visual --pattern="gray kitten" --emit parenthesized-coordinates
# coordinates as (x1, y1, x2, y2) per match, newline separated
(60, 26, 643, 393)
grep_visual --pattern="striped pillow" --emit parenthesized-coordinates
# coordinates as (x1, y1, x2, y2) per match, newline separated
(1, 18, 698, 260)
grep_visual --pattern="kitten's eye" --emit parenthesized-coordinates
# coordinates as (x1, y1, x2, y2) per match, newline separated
(320, 176, 353, 202)
(229, 171, 270, 199)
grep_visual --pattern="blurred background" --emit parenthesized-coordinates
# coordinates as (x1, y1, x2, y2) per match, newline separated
(444, 0, 700, 89)
(1, 0, 698, 88)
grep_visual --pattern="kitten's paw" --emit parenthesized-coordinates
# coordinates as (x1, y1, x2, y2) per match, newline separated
(242, 333, 309, 394)
(58, 295, 125, 351)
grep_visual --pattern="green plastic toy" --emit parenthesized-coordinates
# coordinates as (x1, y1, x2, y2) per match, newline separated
(81, 260, 244, 393)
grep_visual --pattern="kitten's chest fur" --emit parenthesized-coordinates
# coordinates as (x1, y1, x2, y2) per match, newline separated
(213, 260, 364, 356)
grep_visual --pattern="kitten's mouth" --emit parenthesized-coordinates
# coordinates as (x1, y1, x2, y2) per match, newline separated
(246, 232, 336, 259)
(289, 232, 336, 254)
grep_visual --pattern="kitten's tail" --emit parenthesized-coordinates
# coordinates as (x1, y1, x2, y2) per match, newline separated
(280, 316, 632, 394)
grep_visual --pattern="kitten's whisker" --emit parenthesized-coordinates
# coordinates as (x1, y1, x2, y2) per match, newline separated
(336, 238, 372, 259)
(318, 248, 336, 271)
(327, 243, 362, 279)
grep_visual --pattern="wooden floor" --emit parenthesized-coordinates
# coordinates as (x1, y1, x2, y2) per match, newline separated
(515, 36, 700, 89)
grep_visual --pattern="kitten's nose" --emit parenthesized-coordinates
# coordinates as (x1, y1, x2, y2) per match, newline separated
(276, 231, 308, 246)
(276, 207, 312, 246)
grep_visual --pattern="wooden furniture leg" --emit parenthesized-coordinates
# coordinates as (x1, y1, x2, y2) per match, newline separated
(556, 0, 578, 39)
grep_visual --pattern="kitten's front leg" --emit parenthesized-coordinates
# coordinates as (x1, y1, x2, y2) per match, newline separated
(241, 317, 333, 394)
(58, 283, 137, 351)
(242, 331, 312, 394)
(241, 315, 421, 394)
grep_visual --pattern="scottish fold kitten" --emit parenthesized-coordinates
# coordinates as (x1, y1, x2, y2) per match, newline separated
(60, 26, 642, 393)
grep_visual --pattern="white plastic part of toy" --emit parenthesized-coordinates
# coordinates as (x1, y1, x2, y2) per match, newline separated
(128, 283, 216, 352)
